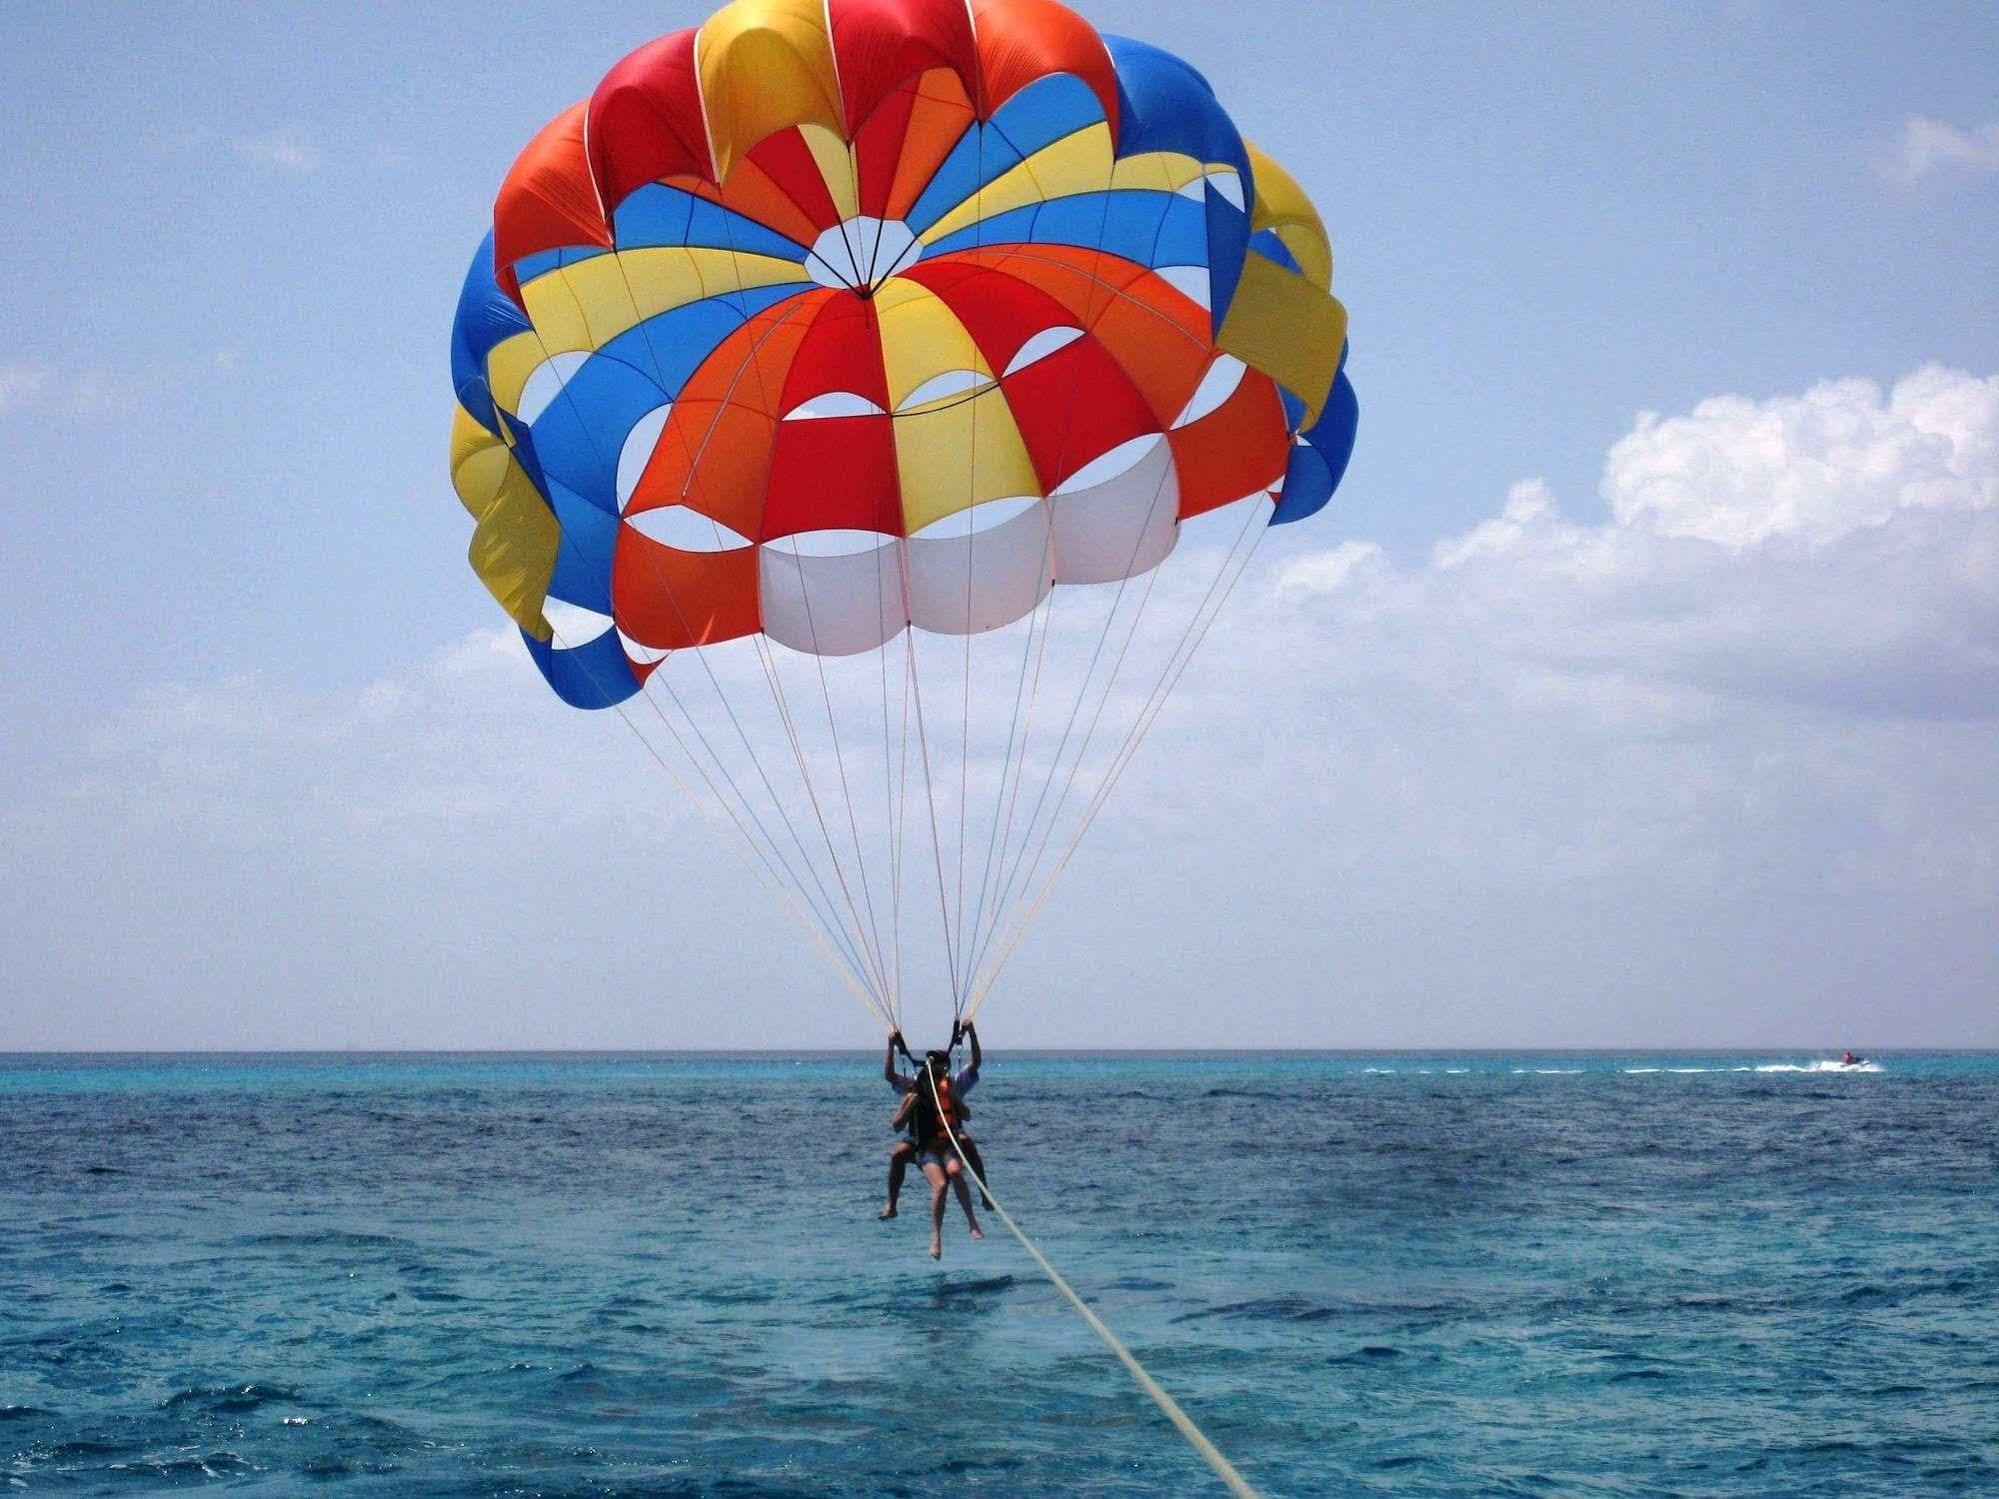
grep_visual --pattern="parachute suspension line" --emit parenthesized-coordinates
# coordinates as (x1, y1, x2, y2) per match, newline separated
(1085, 507, 1273, 833)
(631, 676, 891, 1031)
(618, 177, 898, 1015)
(960, 523, 1056, 1012)
(876, 528, 905, 1032)
(918, 1070, 1259, 1499)
(955, 417, 977, 1032)
(633, 663, 881, 1003)
(967, 505, 1270, 1019)
(956, 159, 1122, 998)
(748, 629, 899, 1013)
(612, 281, 896, 1013)
(966, 543, 1060, 997)
(643, 638, 888, 1013)
(685, 231, 899, 1014)
(971, 510, 1266, 1018)
(784, 555, 897, 1016)
(948, 110, 995, 1032)
(505, 278, 893, 1017)
(889, 573, 916, 1029)
(545, 624, 889, 1031)
(904, 624, 964, 1015)
(961, 432, 1180, 996)
(967, 517, 1169, 995)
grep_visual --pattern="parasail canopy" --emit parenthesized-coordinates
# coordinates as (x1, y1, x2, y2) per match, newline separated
(449, 0, 1358, 1036)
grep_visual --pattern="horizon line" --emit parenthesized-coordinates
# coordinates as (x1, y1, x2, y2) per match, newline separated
(2, 1045, 1990, 1057)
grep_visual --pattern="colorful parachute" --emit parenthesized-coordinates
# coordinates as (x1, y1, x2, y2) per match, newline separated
(449, 0, 1357, 1031)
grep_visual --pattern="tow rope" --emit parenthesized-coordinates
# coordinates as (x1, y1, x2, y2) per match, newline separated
(920, 1069, 1260, 1498)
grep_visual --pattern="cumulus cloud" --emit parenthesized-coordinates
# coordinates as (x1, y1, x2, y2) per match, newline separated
(1603, 368, 1997, 546)
(1889, 117, 1999, 180)
(1103, 367, 1997, 1041)
(5, 368, 1997, 1048)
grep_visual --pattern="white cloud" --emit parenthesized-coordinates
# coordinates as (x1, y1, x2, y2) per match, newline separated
(0, 364, 49, 413)
(1888, 117, 1999, 180)
(1603, 368, 1997, 547)
(5, 368, 1997, 1048)
(1166, 368, 1999, 887)
(230, 129, 320, 172)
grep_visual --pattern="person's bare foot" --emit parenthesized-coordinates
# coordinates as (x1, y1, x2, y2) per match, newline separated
(878, 1204, 897, 1220)
(929, 1235, 942, 1259)
(969, 1223, 984, 1240)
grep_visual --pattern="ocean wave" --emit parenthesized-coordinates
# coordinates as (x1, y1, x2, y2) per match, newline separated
(1615, 1061, 1883, 1075)
(161, 1382, 301, 1414)
(233, 1228, 420, 1251)
(1326, 1344, 1406, 1364)
(929, 1274, 1015, 1299)
(104, 1453, 253, 1482)
(1175, 1294, 1337, 1324)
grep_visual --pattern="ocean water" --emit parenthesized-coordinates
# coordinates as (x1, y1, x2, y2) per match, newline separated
(3, 1052, 1997, 1497)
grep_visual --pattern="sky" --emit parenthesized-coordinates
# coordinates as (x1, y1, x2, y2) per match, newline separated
(1, 0, 1995, 1050)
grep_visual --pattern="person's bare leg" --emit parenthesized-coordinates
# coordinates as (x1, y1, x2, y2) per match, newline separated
(960, 1137, 991, 1210)
(881, 1142, 912, 1219)
(922, 1160, 948, 1258)
(945, 1158, 983, 1239)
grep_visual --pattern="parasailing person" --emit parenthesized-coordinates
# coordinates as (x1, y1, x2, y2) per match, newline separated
(891, 1046, 984, 1259)
(881, 1022, 988, 1221)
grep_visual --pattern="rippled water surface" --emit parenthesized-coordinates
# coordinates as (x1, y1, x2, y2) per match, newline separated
(4, 1051, 1997, 1495)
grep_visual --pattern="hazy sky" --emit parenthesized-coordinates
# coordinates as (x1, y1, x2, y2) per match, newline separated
(2, 1, 1995, 1049)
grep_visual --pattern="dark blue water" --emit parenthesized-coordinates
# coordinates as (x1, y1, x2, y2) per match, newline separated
(3, 1052, 1996, 1496)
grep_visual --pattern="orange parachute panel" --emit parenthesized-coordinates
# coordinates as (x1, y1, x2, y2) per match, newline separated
(612, 529, 761, 649)
(969, 0, 1118, 131)
(493, 103, 612, 304)
(1168, 367, 1290, 518)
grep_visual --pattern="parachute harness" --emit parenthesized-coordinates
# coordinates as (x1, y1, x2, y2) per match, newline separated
(920, 1064, 1260, 1499)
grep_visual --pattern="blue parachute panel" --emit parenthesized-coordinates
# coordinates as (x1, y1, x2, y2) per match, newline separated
(1272, 368, 1358, 525)
(451, 233, 533, 434)
(523, 625, 641, 710)
(528, 353, 671, 514)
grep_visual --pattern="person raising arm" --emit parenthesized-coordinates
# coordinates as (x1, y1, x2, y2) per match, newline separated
(879, 1030, 917, 1220)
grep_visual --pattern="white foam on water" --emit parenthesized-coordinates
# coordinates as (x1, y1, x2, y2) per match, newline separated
(1621, 1061, 1881, 1075)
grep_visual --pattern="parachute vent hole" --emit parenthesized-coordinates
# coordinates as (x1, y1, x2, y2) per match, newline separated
(624, 506, 752, 552)
(910, 496, 1042, 541)
(764, 529, 900, 559)
(540, 596, 615, 646)
(1053, 434, 1165, 495)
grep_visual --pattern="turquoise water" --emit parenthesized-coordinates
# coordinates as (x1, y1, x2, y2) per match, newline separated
(4, 1051, 1997, 1495)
